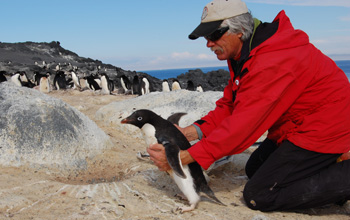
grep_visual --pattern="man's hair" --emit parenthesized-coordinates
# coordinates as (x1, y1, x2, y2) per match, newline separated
(221, 12, 254, 41)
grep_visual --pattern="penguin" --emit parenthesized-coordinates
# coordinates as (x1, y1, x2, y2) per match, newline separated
(53, 71, 67, 90)
(120, 75, 131, 94)
(132, 75, 140, 95)
(93, 74, 102, 87)
(186, 80, 195, 91)
(121, 109, 224, 212)
(70, 71, 81, 90)
(33, 71, 48, 86)
(171, 79, 181, 91)
(85, 74, 101, 91)
(11, 72, 22, 87)
(162, 79, 170, 92)
(100, 73, 113, 94)
(196, 84, 204, 92)
(19, 71, 35, 88)
(80, 75, 88, 89)
(39, 76, 51, 93)
(0, 71, 7, 83)
(141, 77, 150, 95)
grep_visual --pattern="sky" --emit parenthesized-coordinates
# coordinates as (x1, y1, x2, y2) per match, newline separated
(1, 0, 350, 71)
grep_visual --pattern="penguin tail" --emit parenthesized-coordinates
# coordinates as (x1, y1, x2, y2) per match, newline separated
(167, 112, 187, 125)
(158, 136, 186, 179)
(200, 184, 226, 206)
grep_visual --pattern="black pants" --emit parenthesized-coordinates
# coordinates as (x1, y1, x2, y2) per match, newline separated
(243, 138, 350, 211)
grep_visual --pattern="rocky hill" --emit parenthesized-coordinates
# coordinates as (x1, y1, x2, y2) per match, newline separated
(0, 41, 230, 92)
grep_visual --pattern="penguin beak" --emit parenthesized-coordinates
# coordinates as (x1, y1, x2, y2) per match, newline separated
(121, 118, 129, 124)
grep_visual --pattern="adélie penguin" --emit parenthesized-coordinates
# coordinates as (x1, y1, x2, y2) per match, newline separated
(121, 109, 224, 212)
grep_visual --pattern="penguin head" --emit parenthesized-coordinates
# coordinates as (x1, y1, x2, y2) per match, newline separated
(121, 109, 157, 128)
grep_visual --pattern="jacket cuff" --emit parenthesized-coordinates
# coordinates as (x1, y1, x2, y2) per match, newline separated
(192, 124, 203, 140)
(188, 141, 215, 170)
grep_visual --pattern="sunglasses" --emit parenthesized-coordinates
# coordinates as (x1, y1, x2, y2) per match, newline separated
(205, 26, 229, 42)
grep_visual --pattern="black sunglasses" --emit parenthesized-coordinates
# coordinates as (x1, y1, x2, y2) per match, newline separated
(205, 26, 229, 42)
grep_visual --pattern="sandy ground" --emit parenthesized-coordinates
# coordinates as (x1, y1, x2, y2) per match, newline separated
(0, 89, 349, 220)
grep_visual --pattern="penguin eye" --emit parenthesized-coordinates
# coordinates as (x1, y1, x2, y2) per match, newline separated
(137, 116, 143, 121)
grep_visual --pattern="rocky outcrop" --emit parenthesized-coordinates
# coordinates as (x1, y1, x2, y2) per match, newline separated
(0, 82, 113, 175)
(175, 68, 230, 91)
(0, 41, 230, 93)
(95, 90, 223, 140)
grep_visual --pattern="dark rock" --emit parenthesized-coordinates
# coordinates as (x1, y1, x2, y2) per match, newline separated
(176, 69, 230, 91)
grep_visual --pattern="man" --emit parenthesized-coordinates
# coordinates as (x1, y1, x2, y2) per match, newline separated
(148, 0, 350, 211)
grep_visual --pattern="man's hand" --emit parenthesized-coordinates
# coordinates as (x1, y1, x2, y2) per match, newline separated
(147, 143, 196, 172)
(147, 143, 171, 171)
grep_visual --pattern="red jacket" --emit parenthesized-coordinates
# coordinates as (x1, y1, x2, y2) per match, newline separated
(188, 11, 350, 170)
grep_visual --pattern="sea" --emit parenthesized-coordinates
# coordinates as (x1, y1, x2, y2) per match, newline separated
(142, 60, 350, 80)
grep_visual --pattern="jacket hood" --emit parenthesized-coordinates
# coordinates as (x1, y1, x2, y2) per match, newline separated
(250, 10, 310, 57)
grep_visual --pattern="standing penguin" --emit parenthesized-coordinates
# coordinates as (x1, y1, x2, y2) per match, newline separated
(53, 71, 67, 90)
(39, 76, 51, 93)
(121, 109, 224, 212)
(100, 73, 113, 94)
(85, 74, 101, 91)
(70, 71, 81, 90)
(196, 84, 204, 92)
(120, 75, 131, 94)
(162, 79, 170, 92)
(171, 79, 181, 91)
(186, 80, 195, 91)
(141, 77, 150, 95)
(132, 75, 140, 95)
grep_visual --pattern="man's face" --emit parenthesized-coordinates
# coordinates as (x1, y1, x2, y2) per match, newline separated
(206, 32, 243, 61)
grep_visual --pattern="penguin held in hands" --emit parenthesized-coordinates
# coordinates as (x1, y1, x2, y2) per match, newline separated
(121, 109, 224, 212)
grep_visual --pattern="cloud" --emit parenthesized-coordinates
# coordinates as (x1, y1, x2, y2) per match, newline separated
(170, 51, 217, 61)
(339, 16, 350, 22)
(246, 0, 350, 7)
(311, 36, 350, 56)
(117, 51, 223, 71)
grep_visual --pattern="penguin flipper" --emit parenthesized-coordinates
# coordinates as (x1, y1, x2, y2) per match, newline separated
(158, 136, 186, 179)
(167, 113, 187, 125)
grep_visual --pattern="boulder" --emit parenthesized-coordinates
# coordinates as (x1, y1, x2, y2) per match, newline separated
(95, 90, 223, 140)
(0, 82, 113, 175)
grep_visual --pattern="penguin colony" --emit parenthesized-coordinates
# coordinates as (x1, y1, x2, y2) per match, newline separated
(1, 60, 205, 95)
(121, 109, 224, 212)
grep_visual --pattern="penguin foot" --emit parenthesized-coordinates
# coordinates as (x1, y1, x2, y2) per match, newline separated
(176, 204, 196, 213)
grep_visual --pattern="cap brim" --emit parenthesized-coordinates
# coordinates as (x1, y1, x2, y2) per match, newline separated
(188, 20, 223, 40)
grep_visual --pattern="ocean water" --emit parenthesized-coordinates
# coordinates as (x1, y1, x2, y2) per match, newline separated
(143, 60, 350, 80)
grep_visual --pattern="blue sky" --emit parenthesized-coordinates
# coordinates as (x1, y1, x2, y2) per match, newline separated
(1, 0, 350, 71)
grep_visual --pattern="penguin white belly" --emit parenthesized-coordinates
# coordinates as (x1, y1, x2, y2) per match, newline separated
(172, 82, 181, 91)
(11, 74, 22, 87)
(141, 123, 157, 146)
(143, 78, 150, 94)
(55, 81, 60, 90)
(162, 82, 170, 92)
(39, 77, 51, 93)
(170, 166, 200, 212)
(121, 78, 128, 92)
(141, 123, 199, 212)
(72, 75, 80, 89)
(101, 76, 109, 94)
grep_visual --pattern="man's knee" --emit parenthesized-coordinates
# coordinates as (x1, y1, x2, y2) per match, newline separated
(243, 182, 275, 211)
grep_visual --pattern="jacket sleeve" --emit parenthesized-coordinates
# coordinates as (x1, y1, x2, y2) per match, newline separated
(188, 59, 306, 170)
